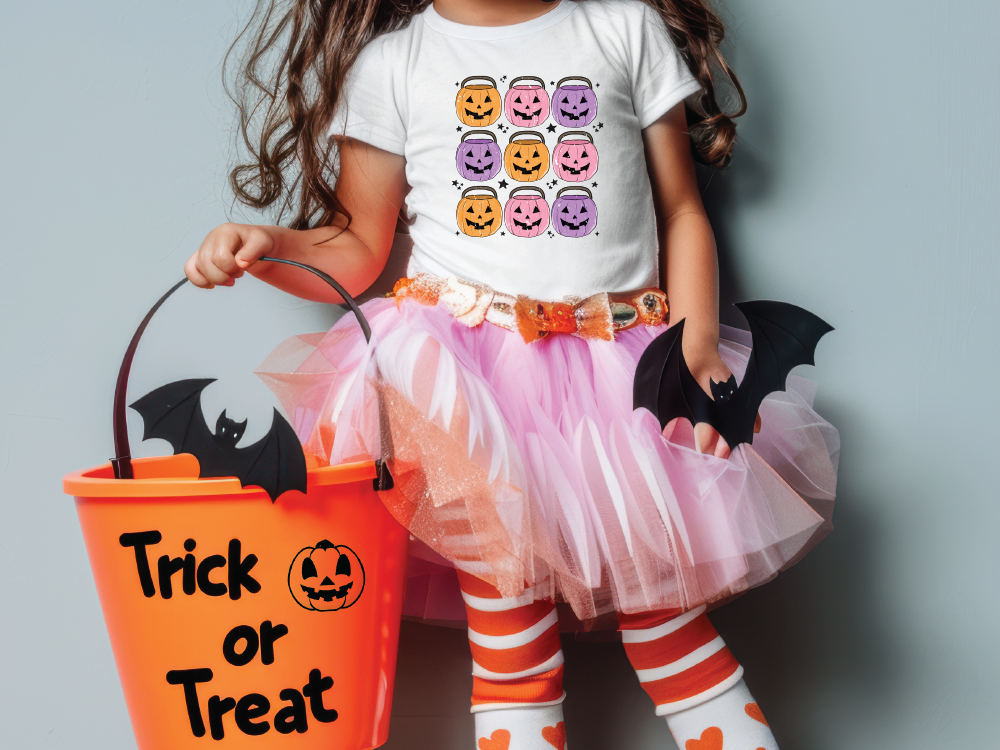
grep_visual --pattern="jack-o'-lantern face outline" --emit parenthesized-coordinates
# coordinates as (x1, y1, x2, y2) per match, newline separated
(288, 540, 365, 612)
(553, 131, 599, 181)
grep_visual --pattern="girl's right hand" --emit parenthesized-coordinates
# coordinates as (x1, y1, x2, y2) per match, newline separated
(184, 223, 276, 289)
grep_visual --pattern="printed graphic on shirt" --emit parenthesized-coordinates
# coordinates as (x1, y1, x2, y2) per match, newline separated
(552, 131, 598, 181)
(504, 131, 550, 182)
(457, 76, 502, 126)
(504, 186, 550, 237)
(552, 187, 597, 237)
(457, 186, 503, 237)
(552, 77, 598, 127)
(504, 76, 550, 127)
(453, 74, 600, 239)
(456, 130, 503, 181)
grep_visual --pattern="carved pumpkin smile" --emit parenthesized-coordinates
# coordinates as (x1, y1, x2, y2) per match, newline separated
(300, 579, 353, 602)
(464, 107, 494, 121)
(561, 162, 591, 175)
(513, 215, 543, 231)
(465, 215, 495, 231)
(559, 107, 590, 121)
(464, 160, 495, 174)
(560, 216, 589, 231)
(511, 157, 542, 175)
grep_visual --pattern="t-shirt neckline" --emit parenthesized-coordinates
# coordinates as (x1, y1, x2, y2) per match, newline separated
(422, 1, 576, 40)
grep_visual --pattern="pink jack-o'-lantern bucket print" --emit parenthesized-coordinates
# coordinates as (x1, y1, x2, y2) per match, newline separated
(553, 131, 599, 181)
(552, 186, 597, 238)
(503, 76, 550, 128)
(456, 130, 502, 181)
(504, 186, 550, 237)
(552, 77, 597, 127)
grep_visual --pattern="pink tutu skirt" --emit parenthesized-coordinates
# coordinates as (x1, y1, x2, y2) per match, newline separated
(258, 296, 838, 622)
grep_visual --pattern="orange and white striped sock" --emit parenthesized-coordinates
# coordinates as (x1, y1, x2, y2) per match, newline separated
(620, 606, 777, 749)
(458, 570, 567, 750)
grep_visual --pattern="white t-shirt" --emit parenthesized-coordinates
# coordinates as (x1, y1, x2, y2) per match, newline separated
(331, 0, 701, 299)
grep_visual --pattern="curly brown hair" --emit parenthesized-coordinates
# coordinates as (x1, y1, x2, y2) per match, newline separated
(226, 0, 745, 229)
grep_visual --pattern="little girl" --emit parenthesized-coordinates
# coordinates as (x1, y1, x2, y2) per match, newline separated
(186, 1, 839, 747)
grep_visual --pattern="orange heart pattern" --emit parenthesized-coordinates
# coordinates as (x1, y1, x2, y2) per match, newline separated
(685, 726, 723, 750)
(744, 702, 769, 727)
(542, 721, 566, 749)
(478, 729, 511, 750)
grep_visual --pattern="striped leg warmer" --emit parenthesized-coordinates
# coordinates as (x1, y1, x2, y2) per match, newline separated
(458, 570, 567, 750)
(620, 606, 778, 749)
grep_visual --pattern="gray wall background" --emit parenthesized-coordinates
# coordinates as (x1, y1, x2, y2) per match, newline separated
(1, 1, 997, 748)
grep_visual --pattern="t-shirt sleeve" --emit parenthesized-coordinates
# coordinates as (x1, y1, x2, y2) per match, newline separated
(327, 39, 407, 155)
(627, 4, 703, 129)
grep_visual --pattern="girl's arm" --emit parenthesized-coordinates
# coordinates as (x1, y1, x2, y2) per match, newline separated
(185, 138, 407, 303)
(642, 102, 742, 459)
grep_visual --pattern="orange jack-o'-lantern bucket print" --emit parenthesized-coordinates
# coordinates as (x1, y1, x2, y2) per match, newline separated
(456, 76, 501, 126)
(504, 131, 550, 182)
(63, 263, 409, 750)
(457, 186, 503, 237)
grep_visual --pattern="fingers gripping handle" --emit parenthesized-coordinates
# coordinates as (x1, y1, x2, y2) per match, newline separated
(111, 258, 392, 490)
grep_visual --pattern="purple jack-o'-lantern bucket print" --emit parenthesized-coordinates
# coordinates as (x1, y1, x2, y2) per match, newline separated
(552, 77, 597, 127)
(552, 186, 597, 238)
(504, 76, 550, 128)
(456, 130, 502, 181)
(504, 186, 550, 238)
(553, 131, 599, 181)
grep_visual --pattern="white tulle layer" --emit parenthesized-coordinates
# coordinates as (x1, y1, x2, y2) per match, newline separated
(258, 297, 838, 621)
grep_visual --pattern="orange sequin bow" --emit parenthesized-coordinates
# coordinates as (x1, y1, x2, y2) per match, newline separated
(393, 274, 668, 343)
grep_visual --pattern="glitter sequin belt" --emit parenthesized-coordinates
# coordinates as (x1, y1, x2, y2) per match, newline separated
(392, 274, 668, 343)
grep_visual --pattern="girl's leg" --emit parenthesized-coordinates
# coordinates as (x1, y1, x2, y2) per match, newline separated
(619, 606, 778, 749)
(458, 570, 566, 750)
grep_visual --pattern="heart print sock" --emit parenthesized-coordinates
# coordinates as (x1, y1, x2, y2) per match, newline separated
(458, 570, 567, 750)
(619, 606, 777, 749)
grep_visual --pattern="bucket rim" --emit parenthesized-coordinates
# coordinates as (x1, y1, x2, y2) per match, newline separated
(63, 454, 377, 499)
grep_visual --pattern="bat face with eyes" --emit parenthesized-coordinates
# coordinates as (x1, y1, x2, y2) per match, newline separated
(215, 410, 247, 445)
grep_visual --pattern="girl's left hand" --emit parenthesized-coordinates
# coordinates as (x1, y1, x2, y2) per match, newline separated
(678, 340, 761, 459)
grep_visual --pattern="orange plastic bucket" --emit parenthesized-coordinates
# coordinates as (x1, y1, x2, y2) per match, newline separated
(65, 455, 408, 750)
(65, 260, 409, 749)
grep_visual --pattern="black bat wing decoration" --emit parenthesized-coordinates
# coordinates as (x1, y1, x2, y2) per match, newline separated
(129, 378, 307, 502)
(633, 301, 833, 449)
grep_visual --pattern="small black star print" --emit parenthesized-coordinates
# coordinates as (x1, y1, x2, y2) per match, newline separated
(595, 82, 600, 87)
(498, 179, 509, 189)
(591, 182, 598, 188)
(452, 180, 459, 187)
(546, 123, 557, 133)
(456, 231, 460, 235)
(456, 126, 463, 132)
(500, 231, 506, 236)
(550, 81, 555, 86)
(501, 75, 507, 82)
(595, 232, 600, 236)
(597, 122, 604, 129)
(455, 81, 460, 86)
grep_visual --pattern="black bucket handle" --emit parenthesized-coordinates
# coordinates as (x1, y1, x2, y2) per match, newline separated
(111, 257, 378, 483)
